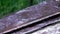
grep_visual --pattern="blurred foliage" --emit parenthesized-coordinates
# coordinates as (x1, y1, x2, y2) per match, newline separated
(33, 0, 45, 4)
(0, 0, 44, 18)
(0, 0, 30, 18)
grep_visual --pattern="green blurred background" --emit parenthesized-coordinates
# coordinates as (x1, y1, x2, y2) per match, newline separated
(0, 0, 44, 18)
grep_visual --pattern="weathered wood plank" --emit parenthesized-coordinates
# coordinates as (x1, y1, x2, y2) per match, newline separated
(0, 0, 60, 33)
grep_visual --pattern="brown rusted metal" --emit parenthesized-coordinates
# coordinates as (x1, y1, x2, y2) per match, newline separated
(0, 0, 60, 34)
